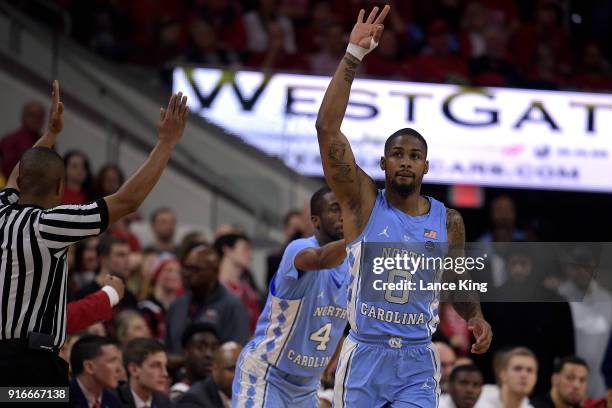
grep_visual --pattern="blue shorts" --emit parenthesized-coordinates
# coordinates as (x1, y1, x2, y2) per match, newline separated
(232, 346, 320, 408)
(333, 332, 441, 408)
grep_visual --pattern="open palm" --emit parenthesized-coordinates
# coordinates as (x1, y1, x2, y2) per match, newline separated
(349, 5, 391, 48)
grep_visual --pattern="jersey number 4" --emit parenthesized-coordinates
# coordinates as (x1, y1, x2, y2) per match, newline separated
(309, 323, 332, 351)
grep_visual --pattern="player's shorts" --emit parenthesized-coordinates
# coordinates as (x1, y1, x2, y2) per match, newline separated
(232, 346, 320, 408)
(333, 332, 441, 408)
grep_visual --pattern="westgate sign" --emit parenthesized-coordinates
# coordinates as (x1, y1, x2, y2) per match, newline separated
(173, 67, 612, 192)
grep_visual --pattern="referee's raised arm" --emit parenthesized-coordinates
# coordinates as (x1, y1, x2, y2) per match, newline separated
(104, 92, 189, 225)
(0, 81, 189, 388)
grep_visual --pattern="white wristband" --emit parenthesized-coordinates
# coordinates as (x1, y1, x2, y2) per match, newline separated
(346, 38, 379, 61)
(101, 286, 120, 307)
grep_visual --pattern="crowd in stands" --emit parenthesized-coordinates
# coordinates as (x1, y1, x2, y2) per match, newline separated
(2, 79, 612, 408)
(22, 0, 612, 92)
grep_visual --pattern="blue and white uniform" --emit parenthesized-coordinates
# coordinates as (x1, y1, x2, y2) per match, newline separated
(334, 189, 447, 408)
(233, 236, 349, 408)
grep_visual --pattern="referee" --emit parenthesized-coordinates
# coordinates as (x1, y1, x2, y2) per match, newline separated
(0, 81, 190, 387)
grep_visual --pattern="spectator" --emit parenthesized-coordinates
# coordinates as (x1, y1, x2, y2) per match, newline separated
(477, 347, 537, 408)
(95, 163, 125, 198)
(184, 19, 240, 66)
(531, 356, 589, 408)
(477, 195, 526, 287)
(177, 341, 242, 408)
(0, 100, 45, 178)
(246, 21, 308, 71)
(526, 44, 564, 90)
(439, 365, 483, 408)
(178, 231, 208, 264)
(146, 207, 178, 254)
(510, 2, 570, 79)
(170, 322, 221, 402)
(191, 0, 246, 52)
(213, 224, 243, 240)
(69, 237, 100, 299)
(436, 341, 458, 394)
(95, 163, 141, 252)
(115, 310, 152, 348)
(469, 25, 522, 87)
(118, 338, 172, 408)
(571, 43, 612, 92)
(165, 243, 250, 354)
(477, 246, 574, 395)
(364, 31, 411, 79)
(309, 24, 348, 75)
(266, 209, 305, 286)
(294, 1, 337, 54)
(139, 254, 183, 340)
(62, 150, 94, 204)
(70, 335, 124, 408)
(77, 235, 138, 312)
(459, 1, 490, 59)
(414, 19, 469, 84)
(559, 246, 612, 398)
(243, 0, 297, 55)
(214, 233, 261, 332)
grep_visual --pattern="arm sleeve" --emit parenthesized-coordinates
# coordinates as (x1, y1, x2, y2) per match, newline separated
(0, 188, 20, 206)
(275, 239, 312, 282)
(66, 290, 113, 335)
(36, 199, 109, 249)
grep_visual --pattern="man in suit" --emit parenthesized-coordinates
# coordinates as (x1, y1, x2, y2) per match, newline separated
(117, 338, 172, 408)
(70, 335, 124, 408)
(177, 341, 242, 408)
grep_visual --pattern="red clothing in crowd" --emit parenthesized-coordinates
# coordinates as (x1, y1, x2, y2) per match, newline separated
(414, 54, 469, 83)
(0, 128, 39, 178)
(61, 186, 89, 205)
(222, 280, 261, 333)
(67, 290, 113, 335)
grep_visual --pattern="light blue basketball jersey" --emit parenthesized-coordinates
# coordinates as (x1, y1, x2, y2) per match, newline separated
(248, 236, 349, 377)
(346, 189, 447, 342)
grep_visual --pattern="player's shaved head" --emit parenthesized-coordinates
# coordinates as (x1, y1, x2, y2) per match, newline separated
(17, 147, 65, 205)
(384, 128, 428, 156)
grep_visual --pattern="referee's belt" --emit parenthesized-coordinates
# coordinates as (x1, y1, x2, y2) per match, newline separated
(0, 332, 59, 354)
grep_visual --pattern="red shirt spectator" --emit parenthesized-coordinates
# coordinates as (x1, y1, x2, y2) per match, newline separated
(0, 101, 45, 178)
(223, 280, 261, 333)
(414, 20, 469, 84)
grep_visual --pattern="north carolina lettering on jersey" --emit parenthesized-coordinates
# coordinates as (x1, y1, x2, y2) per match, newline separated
(287, 350, 331, 368)
(360, 303, 425, 325)
(313, 305, 348, 320)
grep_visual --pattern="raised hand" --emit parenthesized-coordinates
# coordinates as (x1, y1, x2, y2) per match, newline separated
(47, 80, 64, 135)
(158, 92, 189, 147)
(349, 5, 391, 49)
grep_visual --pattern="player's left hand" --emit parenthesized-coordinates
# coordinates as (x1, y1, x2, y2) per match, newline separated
(47, 80, 64, 135)
(467, 316, 492, 354)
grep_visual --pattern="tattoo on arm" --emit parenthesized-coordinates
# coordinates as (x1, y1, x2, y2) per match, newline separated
(326, 141, 355, 183)
(328, 142, 346, 163)
(445, 208, 483, 321)
(343, 54, 360, 84)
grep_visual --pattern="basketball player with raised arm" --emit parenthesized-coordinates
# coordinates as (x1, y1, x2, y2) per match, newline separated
(232, 187, 350, 407)
(315, 5, 493, 407)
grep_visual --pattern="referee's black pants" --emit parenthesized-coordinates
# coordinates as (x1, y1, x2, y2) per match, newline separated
(0, 341, 70, 407)
(0, 340, 69, 386)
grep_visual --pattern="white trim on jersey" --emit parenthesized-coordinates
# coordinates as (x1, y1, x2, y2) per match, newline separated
(333, 336, 359, 408)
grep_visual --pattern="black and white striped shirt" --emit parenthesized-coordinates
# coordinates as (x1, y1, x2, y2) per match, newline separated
(0, 188, 109, 347)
